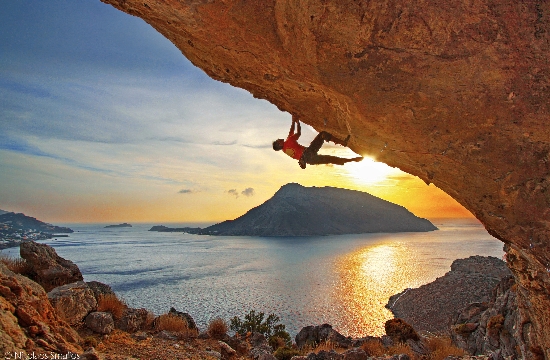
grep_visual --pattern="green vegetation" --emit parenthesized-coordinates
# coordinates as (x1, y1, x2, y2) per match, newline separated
(230, 310, 291, 348)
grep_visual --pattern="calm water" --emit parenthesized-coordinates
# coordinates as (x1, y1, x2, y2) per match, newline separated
(2, 219, 504, 337)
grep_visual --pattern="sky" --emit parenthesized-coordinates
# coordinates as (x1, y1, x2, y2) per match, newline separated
(0, 0, 474, 224)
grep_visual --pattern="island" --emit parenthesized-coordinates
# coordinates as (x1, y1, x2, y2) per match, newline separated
(149, 225, 202, 233)
(104, 223, 132, 228)
(160, 183, 437, 237)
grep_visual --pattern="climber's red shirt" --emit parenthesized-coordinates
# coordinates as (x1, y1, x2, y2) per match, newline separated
(282, 134, 305, 160)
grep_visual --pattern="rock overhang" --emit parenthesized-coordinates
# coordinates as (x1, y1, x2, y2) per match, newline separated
(101, 0, 549, 356)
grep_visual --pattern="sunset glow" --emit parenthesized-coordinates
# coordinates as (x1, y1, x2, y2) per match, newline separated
(344, 157, 402, 186)
(0, 1, 475, 225)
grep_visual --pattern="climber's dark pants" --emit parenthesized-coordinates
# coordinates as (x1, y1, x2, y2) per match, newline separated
(301, 131, 349, 165)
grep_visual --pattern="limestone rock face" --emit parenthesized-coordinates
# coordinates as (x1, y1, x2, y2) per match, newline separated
(0, 263, 81, 354)
(20, 241, 83, 292)
(101, 0, 549, 355)
(47, 281, 97, 326)
(451, 276, 537, 359)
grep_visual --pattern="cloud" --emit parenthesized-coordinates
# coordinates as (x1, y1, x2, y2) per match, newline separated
(212, 140, 237, 146)
(178, 189, 194, 194)
(241, 188, 255, 197)
(227, 189, 239, 198)
(226, 188, 255, 198)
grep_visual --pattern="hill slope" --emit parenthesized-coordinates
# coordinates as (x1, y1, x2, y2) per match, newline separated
(202, 183, 437, 236)
(0, 212, 73, 233)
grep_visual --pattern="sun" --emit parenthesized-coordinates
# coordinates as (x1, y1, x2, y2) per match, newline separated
(344, 156, 400, 185)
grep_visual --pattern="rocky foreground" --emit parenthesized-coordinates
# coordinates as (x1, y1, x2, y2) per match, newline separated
(0, 241, 538, 359)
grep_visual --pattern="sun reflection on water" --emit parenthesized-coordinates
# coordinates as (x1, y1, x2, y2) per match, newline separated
(333, 241, 419, 337)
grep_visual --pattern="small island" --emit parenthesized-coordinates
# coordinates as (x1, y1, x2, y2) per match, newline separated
(149, 225, 201, 233)
(104, 223, 132, 228)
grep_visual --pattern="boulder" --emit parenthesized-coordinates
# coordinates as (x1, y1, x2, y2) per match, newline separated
(85, 311, 114, 335)
(168, 306, 197, 330)
(86, 281, 115, 302)
(341, 348, 369, 360)
(295, 324, 351, 349)
(20, 241, 83, 292)
(116, 307, 149, 333)
(384, 319, 419, 343)
(0, 263, 81, 354)
(219, 341, 237, 360)
(47, 281, 97, 326)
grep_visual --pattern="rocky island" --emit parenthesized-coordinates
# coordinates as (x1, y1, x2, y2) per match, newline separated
(177, 183, 437, 237)
(104, 223, 132, 228)
(149, 225, 201, 233)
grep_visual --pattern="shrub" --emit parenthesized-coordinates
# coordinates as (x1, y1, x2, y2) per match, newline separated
(0, 255, 31, 275)
(425, 336, 465, 360)
(97, 294, 127, 320)
(230, 310, 291, 346)
(156, 313, 189, 332)
(385, 318, 419, 342)
(361, 338, 386, 357)
(273, 346, 302, 360)
(208, 317, 229, 339)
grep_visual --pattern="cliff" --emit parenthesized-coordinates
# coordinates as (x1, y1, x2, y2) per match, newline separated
(100, 1, 550, 356)
(202, 183, 436, 236)
(386, 256, 510, 334)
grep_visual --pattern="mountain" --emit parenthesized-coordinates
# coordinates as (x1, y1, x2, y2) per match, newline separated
(200, 183, 437, 236)
(0, 209, 8, 215)
(0, 212, 73, 233)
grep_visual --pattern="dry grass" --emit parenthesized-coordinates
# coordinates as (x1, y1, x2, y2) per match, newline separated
(0, 255, 31, 275)
(387, 342, 416, 359)
(101, 329, 135, 346)
(311, 340, 346, 354)
(361, 338, 386, 357)
(207, 317, 228, 340)
(155, 313, 198, 339)
(97, 294, 128, 320)
(425, 336, 465, 360)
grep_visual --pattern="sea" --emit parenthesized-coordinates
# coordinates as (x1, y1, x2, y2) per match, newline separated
(1, 218, 505, 338)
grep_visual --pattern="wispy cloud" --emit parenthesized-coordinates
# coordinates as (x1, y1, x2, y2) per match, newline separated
(212, 140, 238, 146)
(178, 189, 194, 194)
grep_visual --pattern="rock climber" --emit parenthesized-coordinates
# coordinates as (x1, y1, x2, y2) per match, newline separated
(272, 115, 363, 169)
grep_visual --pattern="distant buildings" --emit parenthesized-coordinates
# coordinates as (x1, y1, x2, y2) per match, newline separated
(0, 222, 53, 249)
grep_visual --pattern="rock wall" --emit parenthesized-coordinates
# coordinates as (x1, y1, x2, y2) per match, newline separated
(0, 263, 81, 355)
(101, 0, 550, 356)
